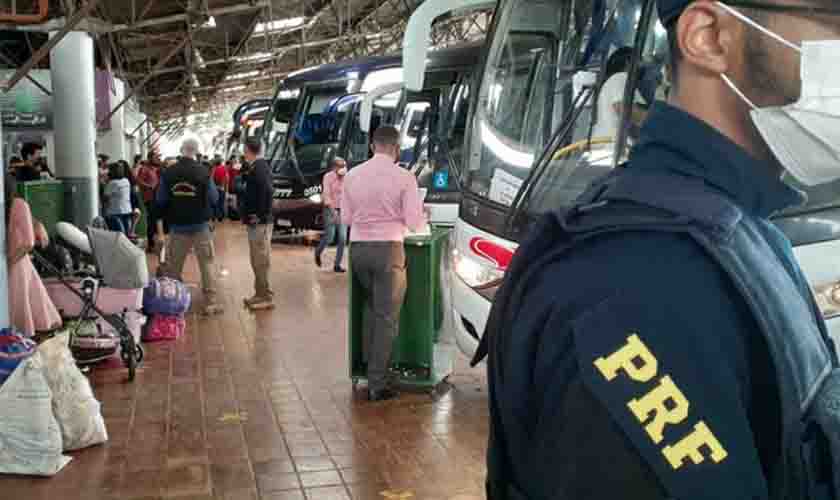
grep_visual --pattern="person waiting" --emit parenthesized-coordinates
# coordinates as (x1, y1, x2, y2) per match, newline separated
(103, 163, 133, 236)
(315, 157, 348, 273)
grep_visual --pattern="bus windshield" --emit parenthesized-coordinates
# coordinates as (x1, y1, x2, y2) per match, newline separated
(465, 0, 649, 210)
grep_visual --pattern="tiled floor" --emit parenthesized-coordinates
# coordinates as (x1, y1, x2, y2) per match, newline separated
(1, 223, 489, 500)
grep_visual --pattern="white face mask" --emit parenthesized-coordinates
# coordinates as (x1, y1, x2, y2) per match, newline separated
(719, 2, 840, 186)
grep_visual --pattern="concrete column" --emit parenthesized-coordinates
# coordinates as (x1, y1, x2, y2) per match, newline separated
(0, 121, 10, 328)
(98, 78, 127, 161)
(50, 31, 98, 226)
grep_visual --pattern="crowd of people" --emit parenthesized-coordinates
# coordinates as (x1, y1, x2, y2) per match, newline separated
(90, 151, 247, 247)
(5, 130, 426, 403)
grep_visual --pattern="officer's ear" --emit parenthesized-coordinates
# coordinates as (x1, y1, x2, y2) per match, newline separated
(676, 2, 740, 77)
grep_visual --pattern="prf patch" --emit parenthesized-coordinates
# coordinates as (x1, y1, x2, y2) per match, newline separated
(593, 334, 728, 469)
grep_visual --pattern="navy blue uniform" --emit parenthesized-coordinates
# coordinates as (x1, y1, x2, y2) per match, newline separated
(485, 103, 814, 498)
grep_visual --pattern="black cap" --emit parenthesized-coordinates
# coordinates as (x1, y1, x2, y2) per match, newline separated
(658, 0, 693, 25)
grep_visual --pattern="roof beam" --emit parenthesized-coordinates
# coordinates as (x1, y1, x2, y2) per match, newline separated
(107, 1, 270, 33)
(3, 0, 101, 93)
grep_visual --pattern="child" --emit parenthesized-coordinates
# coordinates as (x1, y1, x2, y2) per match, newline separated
(103, 163, 133, 235)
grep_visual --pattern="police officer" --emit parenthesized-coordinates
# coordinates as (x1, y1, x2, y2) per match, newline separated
(478, 0, 840, 498)
(156, 138, 223, 316)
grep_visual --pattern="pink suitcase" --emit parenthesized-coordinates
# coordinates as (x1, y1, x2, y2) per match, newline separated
(44, 279, 143, 318)
(142, 314, 185, 342)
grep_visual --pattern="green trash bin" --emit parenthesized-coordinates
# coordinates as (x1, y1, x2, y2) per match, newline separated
(17, 180, 65, 236)
(349, 226, 455, 389)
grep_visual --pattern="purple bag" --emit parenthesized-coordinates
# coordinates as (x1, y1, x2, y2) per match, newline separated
(143, 278, 191, 315)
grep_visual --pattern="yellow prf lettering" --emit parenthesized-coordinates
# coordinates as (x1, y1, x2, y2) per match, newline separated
(594, 334, 658, 382)
(627, 376, 690, 444)
(662, 421, 728, 469)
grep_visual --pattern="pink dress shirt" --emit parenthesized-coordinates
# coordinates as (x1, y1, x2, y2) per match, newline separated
(341, 154, 426, 242)
(322, 171, 344, 210)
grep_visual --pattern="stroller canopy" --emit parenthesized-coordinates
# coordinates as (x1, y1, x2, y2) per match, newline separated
(87, 227, 149, 290)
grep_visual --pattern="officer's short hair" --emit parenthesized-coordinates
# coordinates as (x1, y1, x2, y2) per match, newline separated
(181, 138, 200, 158)
(331, 157, 347, 168)
(244, 139, 262, 155)
(372, 126, 400, 147)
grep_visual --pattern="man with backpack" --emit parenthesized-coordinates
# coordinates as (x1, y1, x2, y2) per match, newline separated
(155, 138, 223, 316)
(478, 0, 840, 498)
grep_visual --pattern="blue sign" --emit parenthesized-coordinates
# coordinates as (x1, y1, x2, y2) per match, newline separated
(434, 170, 449, 189)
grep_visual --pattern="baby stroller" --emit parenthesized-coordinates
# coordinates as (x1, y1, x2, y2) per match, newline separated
(33, 225, 148, 381)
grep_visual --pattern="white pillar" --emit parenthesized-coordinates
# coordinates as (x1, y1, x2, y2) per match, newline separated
(0, 120, 10, 328)
(50, 31, 98, 226)
(98, 78, 127, 162)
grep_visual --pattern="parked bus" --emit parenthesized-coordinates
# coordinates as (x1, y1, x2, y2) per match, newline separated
(405, 0, 840, 359)
(259, 55, 404, 230)
(228, 98, 273, 159)
(359, 43, 484, 226)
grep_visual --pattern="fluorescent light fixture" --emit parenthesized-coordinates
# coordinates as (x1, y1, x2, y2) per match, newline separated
(192, 74, 200, 88)
(234, 51, 272, 63)
(195, 49, 206, 68)
(222, 85, 247, 93)
(255, 17, 306, 34)
(225, 70, 260, 81)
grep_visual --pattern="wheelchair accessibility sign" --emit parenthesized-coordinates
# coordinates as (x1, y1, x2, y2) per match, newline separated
(434, 170, 449, 189)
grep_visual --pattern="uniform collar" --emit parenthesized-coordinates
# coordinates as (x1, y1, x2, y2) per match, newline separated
(629, 102, 805, 218)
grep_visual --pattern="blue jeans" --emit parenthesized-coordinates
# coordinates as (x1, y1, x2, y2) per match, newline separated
(315, 208, 347, 267)
(106, 214, 132, 235)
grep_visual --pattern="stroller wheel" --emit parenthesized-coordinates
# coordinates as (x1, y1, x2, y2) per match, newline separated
(121, 339, 143, 382)
(127, 348, 137, 381)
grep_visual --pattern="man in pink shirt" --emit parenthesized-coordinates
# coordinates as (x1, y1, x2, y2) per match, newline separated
(341, 126, 426, 402)
(315, 157, 348, 273)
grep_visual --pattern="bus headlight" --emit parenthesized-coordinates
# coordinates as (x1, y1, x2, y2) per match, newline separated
(452, 249, 504, 289)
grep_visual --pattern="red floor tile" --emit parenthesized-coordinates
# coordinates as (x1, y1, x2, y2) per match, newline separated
(0, 224, 489, 499)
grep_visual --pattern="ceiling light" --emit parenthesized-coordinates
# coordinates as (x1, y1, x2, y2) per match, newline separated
(192, 74, 200, 88)
(225, 70, 260, 81)
(234, 51, 272, 63)
(202, 16, 216, 28)
(194, 49, 206, 68)
(223, 85, 247, 93)
(254, 17, 306, 34)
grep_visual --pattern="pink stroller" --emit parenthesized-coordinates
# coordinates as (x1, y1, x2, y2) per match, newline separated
(35, 225, 148, 381)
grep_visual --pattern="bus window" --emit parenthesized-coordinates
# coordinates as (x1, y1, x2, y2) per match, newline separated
(519, 0, 669, 218)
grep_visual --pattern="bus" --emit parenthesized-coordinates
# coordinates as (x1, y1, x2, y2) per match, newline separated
(228, 98, 273, 159)
(404, 0, 840, 359)
(359, 43, 484, 226)
(259, 55, 404, 230)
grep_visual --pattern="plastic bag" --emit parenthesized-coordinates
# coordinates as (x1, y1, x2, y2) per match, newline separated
(0, 352, 72, 476)
(39, 332, 108, 451)
(0, 328, 36, 388)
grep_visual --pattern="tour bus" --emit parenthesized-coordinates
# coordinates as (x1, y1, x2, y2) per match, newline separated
(259, 55, 404, 230)
(404, 0, 840, 359)
(359, 43, 484, 226)
(228, 98, 273, 159)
